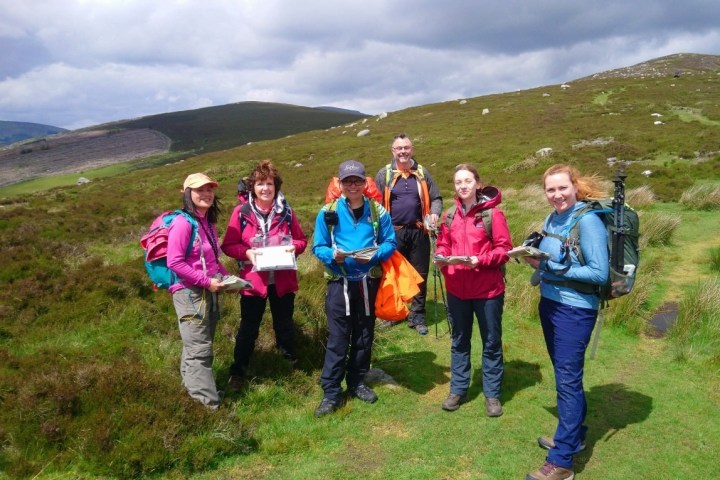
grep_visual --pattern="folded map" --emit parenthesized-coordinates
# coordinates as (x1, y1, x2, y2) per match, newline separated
(507, 246, 550, 259)
(221, 275, 253, 291)
(336, 246, 378, 261)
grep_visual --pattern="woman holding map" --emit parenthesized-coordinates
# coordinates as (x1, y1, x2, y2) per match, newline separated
(221, 160, 307, 392)
(434, 163, 512, 416)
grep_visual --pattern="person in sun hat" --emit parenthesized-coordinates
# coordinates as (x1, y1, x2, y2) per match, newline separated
(312, 159, 397, 417)
(167, 172, 228, 409)
(523, 164, 609, 480)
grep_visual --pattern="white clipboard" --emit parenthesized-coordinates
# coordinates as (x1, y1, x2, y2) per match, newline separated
(253, 246, 297, 271)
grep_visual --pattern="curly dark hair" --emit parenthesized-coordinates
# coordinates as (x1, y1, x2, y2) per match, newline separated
(246, 159, 283, 197)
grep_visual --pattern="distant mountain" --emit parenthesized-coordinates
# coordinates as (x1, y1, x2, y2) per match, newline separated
(0, 121, 68, 146)
(109, 101, 369, 153)
(0, 101, 370, 187)
(315, 106, 368, 116)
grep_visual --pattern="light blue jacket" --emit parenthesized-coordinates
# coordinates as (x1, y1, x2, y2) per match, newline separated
(537, 201, 609, 310)
(313, 196, 397, 280)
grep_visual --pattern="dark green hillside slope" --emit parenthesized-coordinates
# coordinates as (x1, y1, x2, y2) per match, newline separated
(114, 101, 369, 152)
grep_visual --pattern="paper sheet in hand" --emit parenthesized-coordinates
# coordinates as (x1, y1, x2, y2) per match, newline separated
(507, 246, 550, 259)
(434, 254, 472, 265)
(337, 246, 378, 260)
(221, 275, 253, 291)
(254, 246, 297, 271)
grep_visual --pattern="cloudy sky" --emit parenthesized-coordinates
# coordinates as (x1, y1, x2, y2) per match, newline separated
(1, 0, 719, 130)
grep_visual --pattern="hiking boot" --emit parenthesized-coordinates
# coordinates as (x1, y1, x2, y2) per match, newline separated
(485, 397, 503, 417)
(227, 375, 244, 393)
(349, 383, 378, 404)
(378, 320, 399, 329)
(412, 324, 429, 335)
(537, 436, 587, 452)
(278, 347, 298, 365)
(314, 398, 341, 418)
(442, 393, 467, 411)
(525, 461, 574, 480)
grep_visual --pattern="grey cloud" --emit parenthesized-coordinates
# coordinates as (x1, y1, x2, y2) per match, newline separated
(0, 0, 718, 128)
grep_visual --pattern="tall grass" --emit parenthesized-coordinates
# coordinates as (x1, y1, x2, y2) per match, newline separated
(639, 211, 681, 248)
(710, 246, 720, 273)
(668, 276, 720, 365)
(625, 185, 656, 209)
(679, 183, 720, 210)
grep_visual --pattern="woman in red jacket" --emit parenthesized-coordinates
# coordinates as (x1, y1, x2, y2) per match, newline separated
(221, 160, 307, 391)
(434, 164, 512, 416)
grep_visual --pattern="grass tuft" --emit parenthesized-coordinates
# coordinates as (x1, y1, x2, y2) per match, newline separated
(668, 276, 720, 365)
(679, 183, 720, 210)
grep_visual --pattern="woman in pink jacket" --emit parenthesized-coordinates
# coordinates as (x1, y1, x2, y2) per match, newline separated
(167, 172, 228, 409)
(434, 164, 512, 416)
(221, 160, 307, 392)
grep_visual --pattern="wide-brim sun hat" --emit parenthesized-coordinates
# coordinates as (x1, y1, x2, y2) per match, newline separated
(183, 173, 218, 190)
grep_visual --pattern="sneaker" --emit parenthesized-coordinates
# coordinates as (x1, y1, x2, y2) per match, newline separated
(378, 320, 399, 329)
(227, 374, 244, 393)
(314, 398, 341, 418)
(525, 461, 574, 480)
(537, 436, 587, 452)
(412, 324, 429, 335)
(441, 393, 467, 411)
(349, 383, 378, 404)
(485, 397, 503, 417)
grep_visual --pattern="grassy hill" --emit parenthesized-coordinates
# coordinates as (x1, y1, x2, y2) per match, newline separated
(0, 53, 718, 479)
(108, 101, 369, 153)
(0, 102, 367, 191)
(0, 121, 67, 146)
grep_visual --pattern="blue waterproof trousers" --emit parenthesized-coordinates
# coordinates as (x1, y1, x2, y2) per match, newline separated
(539, 296, 597, 469)
(447, 292, 504, 398)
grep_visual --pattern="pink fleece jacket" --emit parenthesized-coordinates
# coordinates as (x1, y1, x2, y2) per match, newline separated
(166, 212, 227, 293)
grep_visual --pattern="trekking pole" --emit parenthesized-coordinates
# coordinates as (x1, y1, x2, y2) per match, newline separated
(428, 220, 451, 338)
(590, 165, 627, 359)
(429, 229, 441, 339)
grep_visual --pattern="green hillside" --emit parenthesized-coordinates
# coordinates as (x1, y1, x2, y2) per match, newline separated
(0, 54, 719, 479)
(111, 101, 369, 152)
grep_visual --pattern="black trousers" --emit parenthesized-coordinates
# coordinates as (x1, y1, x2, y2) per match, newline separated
(395, 227, 430, 325)
(320, 277, 379, 402)
(230, 285, 295, 376)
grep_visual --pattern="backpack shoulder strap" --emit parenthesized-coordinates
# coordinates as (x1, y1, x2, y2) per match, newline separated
(368, 199, 380, 243)
(444, 205, 457, 229)
(478, 208, 493, 241)
(172, 209, 200, 260)
(323, 199, 339, 246)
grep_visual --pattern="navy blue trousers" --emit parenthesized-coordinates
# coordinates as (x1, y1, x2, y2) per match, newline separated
(320, 277, 379, 402)
(539, 296, 597, 469)
(447, 292, 504, 398)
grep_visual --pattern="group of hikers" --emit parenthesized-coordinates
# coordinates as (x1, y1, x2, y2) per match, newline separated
(162, 132, 610, 480)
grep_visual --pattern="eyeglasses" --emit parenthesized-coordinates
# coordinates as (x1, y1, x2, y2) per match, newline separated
(341, 178, 366, 187)
(392, 145, 413, 151)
